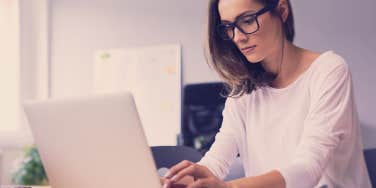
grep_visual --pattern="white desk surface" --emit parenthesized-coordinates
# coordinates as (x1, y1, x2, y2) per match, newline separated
(1, 186, 50, 188)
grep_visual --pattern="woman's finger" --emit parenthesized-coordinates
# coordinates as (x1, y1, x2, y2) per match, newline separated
(160, 177, 167, 185)
(170, 164, 211, 183)
(164, 160, 194, 178)
(187, 177, 229, 188)
(163, 178, 172, 188)
(186, 178, 212, 188)
(163, 178, 190, 188)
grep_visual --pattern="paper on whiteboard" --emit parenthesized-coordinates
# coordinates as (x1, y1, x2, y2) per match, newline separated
(93, 44, 181, 146)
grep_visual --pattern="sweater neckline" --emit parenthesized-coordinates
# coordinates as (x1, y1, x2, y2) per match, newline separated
(264, 50, 333, 93)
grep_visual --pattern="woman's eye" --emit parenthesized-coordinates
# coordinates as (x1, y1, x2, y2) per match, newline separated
(242, 18, 255, 25)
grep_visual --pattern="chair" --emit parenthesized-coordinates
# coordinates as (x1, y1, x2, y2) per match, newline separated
(151, 146, 203, 169)
(181, 82, 227, 154)
(364, 148, 376, 187)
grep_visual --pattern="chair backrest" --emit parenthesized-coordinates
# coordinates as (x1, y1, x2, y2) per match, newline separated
(151, 146, 203, 169)
(182, 82, 227, 154)
(183, 83, 226, 106)
(364, 148, 376, 187)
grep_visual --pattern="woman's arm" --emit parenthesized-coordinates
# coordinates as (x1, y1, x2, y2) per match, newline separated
(276, 61, 354, 188)
(227, 170, 285, 188)
(197, 97, 246, 179)
(164, 162, 286, 188)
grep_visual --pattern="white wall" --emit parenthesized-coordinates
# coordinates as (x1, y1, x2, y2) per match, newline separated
(50, 0, 376, 148)
(1, 0, 49, 183)
(50, 0, 219, 98)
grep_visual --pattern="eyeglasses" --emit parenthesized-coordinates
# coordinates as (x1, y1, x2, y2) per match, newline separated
(216, 6, 274, 40)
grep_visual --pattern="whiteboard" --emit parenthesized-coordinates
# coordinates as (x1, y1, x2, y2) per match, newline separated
(93, 44, 181, 146)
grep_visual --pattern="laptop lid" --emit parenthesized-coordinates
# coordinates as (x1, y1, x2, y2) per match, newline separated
(23, 92, 161, 188)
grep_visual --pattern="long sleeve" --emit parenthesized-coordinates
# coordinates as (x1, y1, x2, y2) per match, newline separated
(198, 97, 246, 179)
(277, 61, 357, 187)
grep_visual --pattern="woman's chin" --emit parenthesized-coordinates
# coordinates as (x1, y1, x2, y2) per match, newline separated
(245, 55, 263, 64)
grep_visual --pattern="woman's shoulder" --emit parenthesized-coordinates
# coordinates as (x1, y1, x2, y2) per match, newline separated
(225, 94, 249, 107)
(306, 50, 351, 94)
(310, 50, 349, 76)
(223, 92, 254, 114)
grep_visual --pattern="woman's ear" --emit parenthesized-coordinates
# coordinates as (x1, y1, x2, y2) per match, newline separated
(278, 0, 289, 23)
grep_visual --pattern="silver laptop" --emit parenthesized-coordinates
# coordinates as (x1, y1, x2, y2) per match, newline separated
(23, 92, 162, 188)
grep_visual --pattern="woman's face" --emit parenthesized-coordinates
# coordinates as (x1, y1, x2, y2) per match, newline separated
(218, 0, 282, 63)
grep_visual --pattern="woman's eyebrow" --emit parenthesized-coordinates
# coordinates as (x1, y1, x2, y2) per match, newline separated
(237, 10, 257, 18)
(220, 20, 231, 24)
(220, 9, 257, 23)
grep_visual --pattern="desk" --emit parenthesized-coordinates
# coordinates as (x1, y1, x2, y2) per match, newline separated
(0, 186, 50, 188)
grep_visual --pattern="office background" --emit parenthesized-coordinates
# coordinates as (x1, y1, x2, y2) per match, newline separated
(1, 0, 375, 184)
(49, 0, 376, 147)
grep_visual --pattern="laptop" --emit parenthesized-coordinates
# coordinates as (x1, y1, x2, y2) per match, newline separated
(23, 92, 162, 188)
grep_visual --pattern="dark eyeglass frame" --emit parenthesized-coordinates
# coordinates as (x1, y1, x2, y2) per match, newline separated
(216, 5, 274, 40)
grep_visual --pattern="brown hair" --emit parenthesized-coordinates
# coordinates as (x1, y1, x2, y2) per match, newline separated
(206, 0, 295, 97)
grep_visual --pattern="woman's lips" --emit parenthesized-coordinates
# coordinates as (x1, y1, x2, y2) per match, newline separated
(241, 45, 256, 54)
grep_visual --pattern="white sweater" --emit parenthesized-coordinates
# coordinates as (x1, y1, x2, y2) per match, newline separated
(198, 51, 372, 188)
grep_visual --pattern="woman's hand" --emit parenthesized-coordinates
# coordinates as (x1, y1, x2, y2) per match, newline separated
(160, 177, 189, 188)
(163, 160, 231, 188)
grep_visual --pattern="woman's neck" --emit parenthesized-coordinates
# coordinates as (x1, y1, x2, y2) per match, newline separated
(261, 40, 304, 88)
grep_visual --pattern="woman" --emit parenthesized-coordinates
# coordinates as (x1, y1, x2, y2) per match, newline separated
(163, 0, 372, 187)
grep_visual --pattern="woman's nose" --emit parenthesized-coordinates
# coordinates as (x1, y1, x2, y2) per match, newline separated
(233, 27, 248, 44)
